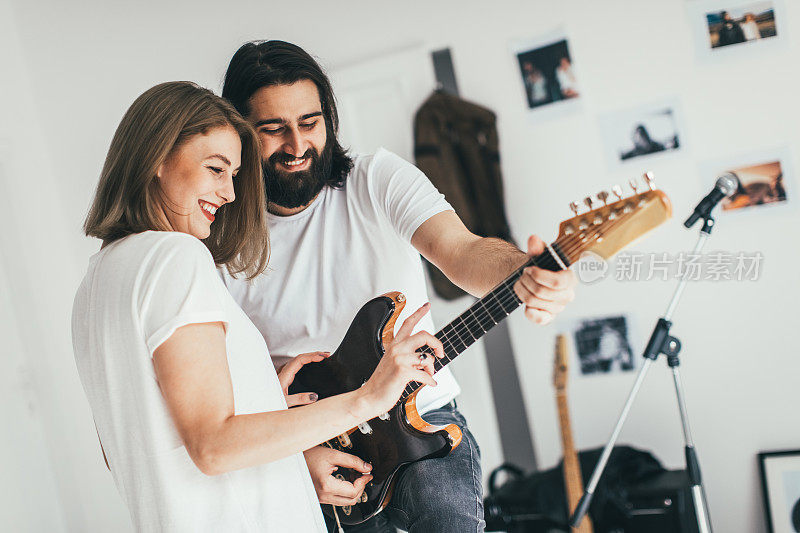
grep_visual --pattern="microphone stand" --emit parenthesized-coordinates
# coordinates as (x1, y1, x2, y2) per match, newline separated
(568, 209, 718, 532)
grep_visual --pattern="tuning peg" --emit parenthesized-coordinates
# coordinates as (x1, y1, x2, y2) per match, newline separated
(583, 196, 594, 210)
(612, 185, 623, 200)
(629, 178, 640, 194)
(643, 171, 656, 190)
(597, 191, 610, 205)
(569, 201, 579, 215)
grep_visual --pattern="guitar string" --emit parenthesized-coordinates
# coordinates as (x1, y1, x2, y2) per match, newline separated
(399, 203, 641, 399)
(426, 205, 637, 358)
(334, 202, 647, 517)
(429, 198, 640, 352)
(416, 220, 609, 356)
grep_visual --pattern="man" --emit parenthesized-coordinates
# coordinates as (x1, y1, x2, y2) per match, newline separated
(717, 11, 746, 47)
(221, 40, 576, 533)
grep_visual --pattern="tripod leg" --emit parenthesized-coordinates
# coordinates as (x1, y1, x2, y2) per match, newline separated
(671, 367, 713, 533)
(569, 358, 654, 528)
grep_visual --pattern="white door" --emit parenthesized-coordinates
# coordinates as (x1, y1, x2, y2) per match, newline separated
(330, 46, 436, 160)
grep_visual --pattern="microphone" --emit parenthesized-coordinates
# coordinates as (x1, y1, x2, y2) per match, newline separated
(684, 173, 738, 228)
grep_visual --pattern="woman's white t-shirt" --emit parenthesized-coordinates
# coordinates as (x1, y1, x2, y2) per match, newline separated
(71, 231, 326, 533)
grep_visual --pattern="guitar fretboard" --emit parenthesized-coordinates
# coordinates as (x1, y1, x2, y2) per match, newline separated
(400, 243, 569, 402)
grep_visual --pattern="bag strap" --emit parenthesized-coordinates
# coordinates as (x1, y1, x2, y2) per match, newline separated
(488, 463, 525, 495)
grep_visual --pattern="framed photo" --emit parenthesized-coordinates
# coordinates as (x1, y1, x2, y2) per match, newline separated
(700, 146, 793, 216)
(510, 29, 581, 118)
(570, 315, 636, 376)
(758, 449, 800, 532)
(687, 0, 788, 60)
(598, 99, 684, 169)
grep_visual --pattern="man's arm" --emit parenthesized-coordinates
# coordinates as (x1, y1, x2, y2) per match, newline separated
(411, 210, 576, 325)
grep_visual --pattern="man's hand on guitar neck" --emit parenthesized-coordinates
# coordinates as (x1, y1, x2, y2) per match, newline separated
(514, 235, 577, 326)
(304, 445, 373, 506)
(412, 212, 576, 325)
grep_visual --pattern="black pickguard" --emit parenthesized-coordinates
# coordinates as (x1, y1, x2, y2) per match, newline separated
(289, 295, 452, 525)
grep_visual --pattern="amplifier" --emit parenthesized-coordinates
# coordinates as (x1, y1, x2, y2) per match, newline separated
(622, 470, 699, 533)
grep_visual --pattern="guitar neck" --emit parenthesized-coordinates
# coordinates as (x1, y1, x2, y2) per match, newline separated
(400, 243, 569, 402)
(557, 393, 585, 519)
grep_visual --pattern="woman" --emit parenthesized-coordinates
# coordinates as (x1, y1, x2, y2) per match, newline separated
(72, 81, 442, 532)
(741, 13, 761, 41)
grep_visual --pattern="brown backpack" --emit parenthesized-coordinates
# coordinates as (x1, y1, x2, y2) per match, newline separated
(414, 90, 515, 299)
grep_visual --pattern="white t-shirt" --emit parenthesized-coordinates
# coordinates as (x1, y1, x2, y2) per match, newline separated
(742, 20, 760, 41)
(223, 148, 461, 413)
(72, 231, 326, 533)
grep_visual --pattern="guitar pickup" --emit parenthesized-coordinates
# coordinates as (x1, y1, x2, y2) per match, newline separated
(357, 421, 373, 435)
(337, 432, 352, 448)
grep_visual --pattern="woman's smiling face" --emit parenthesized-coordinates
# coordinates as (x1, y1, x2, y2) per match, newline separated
(156, 125, 241, 239)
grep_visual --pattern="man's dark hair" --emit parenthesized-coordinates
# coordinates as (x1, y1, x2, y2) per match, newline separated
(222, 40, 353, 188)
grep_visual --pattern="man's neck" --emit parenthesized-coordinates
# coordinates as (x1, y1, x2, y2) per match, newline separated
(267, 192, 321, 217)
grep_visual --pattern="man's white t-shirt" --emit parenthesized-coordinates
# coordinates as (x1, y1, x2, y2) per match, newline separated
(223, 148, 461, 413)
(72, 231, 326, 533)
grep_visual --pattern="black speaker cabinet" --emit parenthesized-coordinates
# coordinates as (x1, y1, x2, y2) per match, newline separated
(622, 470, 700, 533)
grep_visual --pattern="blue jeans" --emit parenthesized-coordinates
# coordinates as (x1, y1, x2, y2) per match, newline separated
(325, 403, 485, 533)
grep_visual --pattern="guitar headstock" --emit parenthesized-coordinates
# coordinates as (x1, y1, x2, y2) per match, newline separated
(555, 173, 672, 263)
(553, 334, 569, 392)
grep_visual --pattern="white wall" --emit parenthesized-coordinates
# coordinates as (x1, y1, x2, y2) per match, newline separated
(4, 0, 799, 531)
(1, 1, 131, 530)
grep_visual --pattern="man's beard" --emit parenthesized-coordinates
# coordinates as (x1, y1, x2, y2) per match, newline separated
(262, 142, 332, 210)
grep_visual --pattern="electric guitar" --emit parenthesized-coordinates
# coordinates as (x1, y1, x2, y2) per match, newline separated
(554, 334, 594, 533)
(290, 178, 672, 525)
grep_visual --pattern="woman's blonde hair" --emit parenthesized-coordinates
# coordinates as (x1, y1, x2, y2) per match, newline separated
(84, 81, 268, 279)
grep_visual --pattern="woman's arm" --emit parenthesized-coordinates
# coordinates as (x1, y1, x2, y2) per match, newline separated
(153, 304, 442, 476)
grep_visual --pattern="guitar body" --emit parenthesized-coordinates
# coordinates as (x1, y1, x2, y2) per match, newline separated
(289, 291, 462, 525)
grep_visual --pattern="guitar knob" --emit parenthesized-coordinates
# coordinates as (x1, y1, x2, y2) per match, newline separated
(569, 201, 579, 215)
(643, 171, 656, 190)
(597, 191, 609, 205)
(360, 492, 369, 503)
(612, 185, 623, 200)
(583, 197, 594, 210)
(337, 432, 352, 448)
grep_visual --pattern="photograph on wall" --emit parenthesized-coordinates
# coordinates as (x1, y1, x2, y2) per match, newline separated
(701, 147, 792, 215)
(511, 30, 580, 113)
(707, 2, 777, 49)
(688, 0, 787, 59)
(571, 315, 635, 376)
(722, 160, 786, 211)
(599, 100, 683, 168)
(759, 450, 800, 533)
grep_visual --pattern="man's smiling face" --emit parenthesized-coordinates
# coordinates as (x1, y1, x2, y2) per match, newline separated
(247, 79, 331, 211)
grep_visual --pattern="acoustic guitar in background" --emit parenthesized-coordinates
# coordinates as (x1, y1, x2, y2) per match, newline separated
(291, 175, 672, 525)
(554, 333, 594, 533)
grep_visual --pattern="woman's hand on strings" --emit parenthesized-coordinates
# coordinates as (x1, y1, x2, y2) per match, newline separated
(359, 303, 444, 415)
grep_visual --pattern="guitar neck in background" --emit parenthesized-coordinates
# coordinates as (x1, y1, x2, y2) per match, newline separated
(557, 392, 592, 532)
(555, 335, 593, 533)
(400, 245, 567, 402)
